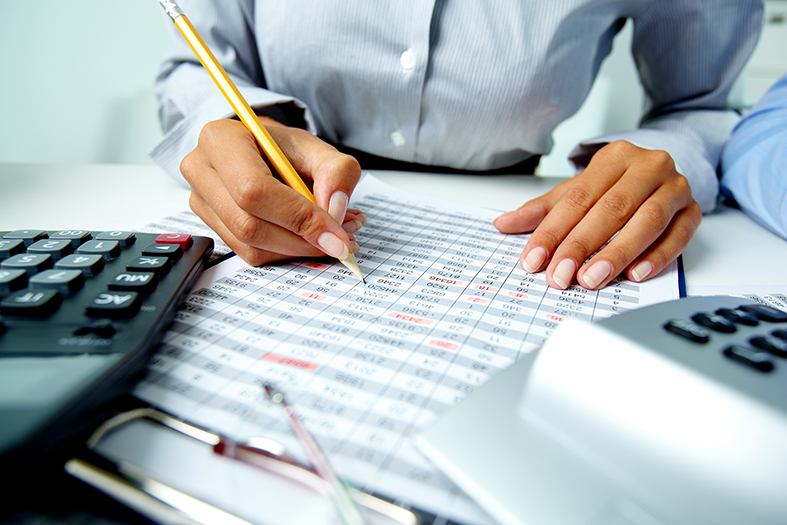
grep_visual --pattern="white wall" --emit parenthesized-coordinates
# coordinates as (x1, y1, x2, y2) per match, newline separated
(0, 1, 169, 165)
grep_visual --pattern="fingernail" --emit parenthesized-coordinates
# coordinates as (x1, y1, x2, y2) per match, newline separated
(631, 261, 654, 282)
(552, 259, 576, 290)
(328, 191, 349, 223)
(317, 232, 349, 260)
(350, 240, 360, 253)
(522, 246, 547, 273)
(342, 219, 363, 234)
(358, 213, 368, 225)
(582, 260, 612, 289)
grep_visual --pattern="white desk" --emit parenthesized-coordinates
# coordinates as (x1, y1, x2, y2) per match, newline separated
(2, 162, 786, 290)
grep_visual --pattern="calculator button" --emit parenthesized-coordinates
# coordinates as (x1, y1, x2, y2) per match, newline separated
(1, 253, 53, 276)
(49, 230, 93, 247)
(28, 239, 74, 260)
(3, 230, 48, 246)
(750, 335, 787, 358)
(29, 269, 85, 296)
(126, 256, 171, 275)
(155, 233, 192, 249)
(1, 289, 62, 317)
(86, 291, 141, 318)
(55, 254, 105, 277)
(108, 272, 158, 294)
(77, 240, 122, 260)
(0, 239, 26, 259)
(0, 269, 28, 297)
(142, 243, 182, 260)
(737, 304, 787, 323)
(715, 307, 759, 326)
(722, 345, 775, 372)
(663, 319, 710, 343)
(95, 231, 136, 248)
(691, 312, 736, 333)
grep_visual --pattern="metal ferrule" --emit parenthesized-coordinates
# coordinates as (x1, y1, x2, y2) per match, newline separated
(159, 0, 184, 20)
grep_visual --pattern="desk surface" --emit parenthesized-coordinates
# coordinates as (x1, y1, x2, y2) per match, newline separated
(2, 162, 786, 290)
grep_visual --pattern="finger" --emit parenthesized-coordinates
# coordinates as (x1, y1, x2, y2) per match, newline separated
(189, 191, 323, 267)
(493, 178, 574, 234)
(625, 202, 701, 284)
(189, 120, 354, 259)
(574, 176, 696, 289)
(266, 124, 362, 221)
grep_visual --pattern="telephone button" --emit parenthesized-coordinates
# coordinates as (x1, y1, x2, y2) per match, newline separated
(663, 319, 710, 343)
(691, 313, 736, 333)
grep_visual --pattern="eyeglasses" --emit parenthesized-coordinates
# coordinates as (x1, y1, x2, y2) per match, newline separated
(66, 405, 420, 525)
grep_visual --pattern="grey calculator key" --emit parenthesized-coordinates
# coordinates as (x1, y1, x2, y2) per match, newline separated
(2, 230, 48, 246)
(95, 231, 136, 247)
(0, 269, 27, 296)
(55, 254, 105, 276)
(28, 239, 74, 260)
(29, 269, 85, 295)
(1, 253, 53, 276)
(77, 240, 121, 260)
(0, 239, 26, 259)
(49, 230, 93, 247)
(0, 289, 62, 317)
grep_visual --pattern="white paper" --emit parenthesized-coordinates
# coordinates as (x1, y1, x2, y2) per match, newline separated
(132, 175, 680, 524)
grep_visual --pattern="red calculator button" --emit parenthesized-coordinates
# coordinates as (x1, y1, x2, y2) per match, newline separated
(155, 233, 193, 249)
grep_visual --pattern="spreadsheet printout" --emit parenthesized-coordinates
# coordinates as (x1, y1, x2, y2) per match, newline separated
(134, 175, 680, 523)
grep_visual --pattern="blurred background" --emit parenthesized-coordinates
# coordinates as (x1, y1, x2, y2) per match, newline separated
(1, 1, 785, 175)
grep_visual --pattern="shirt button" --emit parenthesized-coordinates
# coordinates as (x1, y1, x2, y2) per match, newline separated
(400, 50, 416, 70)
(390, 130, 406, 147)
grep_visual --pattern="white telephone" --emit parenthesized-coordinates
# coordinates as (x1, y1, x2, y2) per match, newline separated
(415, 296, 787, 525)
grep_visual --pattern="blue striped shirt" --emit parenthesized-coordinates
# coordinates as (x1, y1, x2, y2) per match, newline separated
(152, 0, 762, 213)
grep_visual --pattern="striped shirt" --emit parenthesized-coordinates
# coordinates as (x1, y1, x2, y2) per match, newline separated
(152, 0, 763, 212)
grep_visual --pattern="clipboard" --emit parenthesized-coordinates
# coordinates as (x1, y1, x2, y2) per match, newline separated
(65, 407, 424, 525)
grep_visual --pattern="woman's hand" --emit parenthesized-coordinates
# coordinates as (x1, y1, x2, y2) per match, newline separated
(180, 116, 365, 266)
(494, 140, 702, 290)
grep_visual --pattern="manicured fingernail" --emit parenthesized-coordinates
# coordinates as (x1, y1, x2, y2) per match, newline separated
(631, 261, 654, 282)
(350, 240, 360, 253)
(582, 260, 612, 289)
(522, 246, 547, 273)
(552, 259, 576, 290)
(328, 191, 349, 223)
(358, 213, 368, 225)
(317, 232, 349, 260)
(342, 219, 363, 234)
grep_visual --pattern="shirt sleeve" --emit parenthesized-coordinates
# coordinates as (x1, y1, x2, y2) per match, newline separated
(720, 74, 787, 240)
(149, 0, 315, 181)
(569, 1, 763, 214)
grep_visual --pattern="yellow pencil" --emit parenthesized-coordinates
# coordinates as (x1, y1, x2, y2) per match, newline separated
(158, 0, 365, 283)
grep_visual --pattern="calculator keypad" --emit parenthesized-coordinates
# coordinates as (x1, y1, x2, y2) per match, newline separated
(0, 230, 212, 356)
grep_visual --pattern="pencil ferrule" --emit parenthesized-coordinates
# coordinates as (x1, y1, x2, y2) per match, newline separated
(159, 0, 184, 20)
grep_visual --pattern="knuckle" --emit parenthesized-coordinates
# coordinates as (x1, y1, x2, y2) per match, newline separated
(598, 193, 634, 223)
(197, 119, 227, 146)
(327, 154, 362, 182)
(562, 236, 595, 258)
(289, 199, 327, 240)
(562, 185, 595, 211)
(234, 176, 266, 211)
(641, 202, 673, 232)
(230, 212, 266, 246)
(644, 149, 676, 173)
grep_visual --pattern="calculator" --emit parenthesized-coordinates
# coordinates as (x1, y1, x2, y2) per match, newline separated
(0, 229, 213, 461)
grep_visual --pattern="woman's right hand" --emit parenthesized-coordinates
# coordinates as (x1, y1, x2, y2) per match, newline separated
(181, 116, 365, 266)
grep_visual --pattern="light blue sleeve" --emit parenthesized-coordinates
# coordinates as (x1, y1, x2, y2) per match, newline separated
(720, 74, 787, 240)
